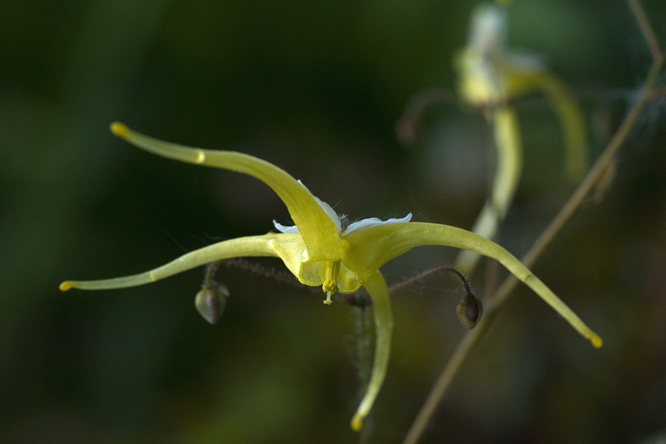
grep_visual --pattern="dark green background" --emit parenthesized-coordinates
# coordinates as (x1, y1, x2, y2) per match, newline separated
(2, 0, 665, 442)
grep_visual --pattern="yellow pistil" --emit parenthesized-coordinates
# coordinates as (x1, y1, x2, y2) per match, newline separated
(322, 261, 341, 304)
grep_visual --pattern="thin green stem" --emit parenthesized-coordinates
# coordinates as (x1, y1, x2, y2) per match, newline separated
(402, 3, 664, 442)
(629, 0, 662, 60)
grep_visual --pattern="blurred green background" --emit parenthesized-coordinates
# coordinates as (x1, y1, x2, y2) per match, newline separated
(2, 0, 665, 442)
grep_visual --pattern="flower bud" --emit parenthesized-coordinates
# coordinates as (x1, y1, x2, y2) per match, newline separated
(195, 284, 229, 325)
(456, 293, 482, 329)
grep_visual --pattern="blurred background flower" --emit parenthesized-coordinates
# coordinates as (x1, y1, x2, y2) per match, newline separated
(1, 0, 665, 443)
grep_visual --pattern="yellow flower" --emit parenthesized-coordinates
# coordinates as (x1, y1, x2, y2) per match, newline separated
(60, 122, 602, 431)
(455, 4, 588, 274)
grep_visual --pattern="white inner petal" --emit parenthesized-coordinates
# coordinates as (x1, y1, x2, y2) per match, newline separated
(273, 220, 300, 234)
(342, 213, 413, 237)
(469, 5, 506, 54)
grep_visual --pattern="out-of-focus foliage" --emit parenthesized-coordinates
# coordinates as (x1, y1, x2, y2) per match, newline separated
(1, 0, 665, 443)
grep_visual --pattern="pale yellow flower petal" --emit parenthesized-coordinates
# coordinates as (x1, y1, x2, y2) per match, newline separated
(344, 222, 602, 348)
(60, 233, 315, 291)
(350, 271, 392, 431)
(507, 71, 588, 180)
(455, 4, 589, 275)
(110, 122, 349, 263)
(456, 107, 522, 274)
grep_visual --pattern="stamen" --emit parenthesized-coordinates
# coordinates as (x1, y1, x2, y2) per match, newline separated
(322, 279, 337, 293)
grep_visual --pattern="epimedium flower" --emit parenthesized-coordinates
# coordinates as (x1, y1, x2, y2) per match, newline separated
(454, 3, 589, 274)
(60, 122, 602, 432)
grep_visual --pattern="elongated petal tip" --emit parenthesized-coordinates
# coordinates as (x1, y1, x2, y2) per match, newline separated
(591, 335, 603, 349)
(110, 122, 129, 137)
(59, 281, 73, 291)
(351, 415, 362, 432)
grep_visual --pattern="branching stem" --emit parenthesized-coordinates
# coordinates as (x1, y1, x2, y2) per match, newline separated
(402, 2, 664, 442)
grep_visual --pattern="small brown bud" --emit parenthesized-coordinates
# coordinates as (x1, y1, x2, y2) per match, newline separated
(195, 284, 229, 325)
(456, 294, 482, 329)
